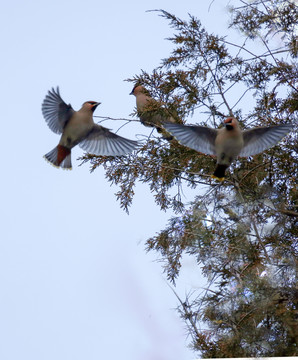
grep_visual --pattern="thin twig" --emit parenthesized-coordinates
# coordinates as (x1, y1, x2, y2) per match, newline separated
(94, 115, 139, 122)
(166, 282, 202, 341)
(197, 41, 234, 116)
(238, 161, 270, 183)
(221, 39, 289, 61)
(233, 181, 271, 263)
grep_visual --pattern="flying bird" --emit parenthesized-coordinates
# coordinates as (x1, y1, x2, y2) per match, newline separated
(42, 87, 138, 169)
(130, 85, 177, 140)
(163, 117, 293, 181)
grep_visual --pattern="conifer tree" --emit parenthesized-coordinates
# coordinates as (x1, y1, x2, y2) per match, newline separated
(81, 1, 297, 357)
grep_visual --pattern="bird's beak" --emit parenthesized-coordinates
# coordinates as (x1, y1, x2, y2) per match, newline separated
(224, 118, 234, 130)
(224, 117, 233, 124)
(91, 102, 101, 112)
(130, 85, 138, 95)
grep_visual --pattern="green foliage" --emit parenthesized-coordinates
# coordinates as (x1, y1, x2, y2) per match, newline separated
(81, 1, 297, 357)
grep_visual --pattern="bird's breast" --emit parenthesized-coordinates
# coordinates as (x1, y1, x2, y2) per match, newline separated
(136, 94, 150, 111)
(60, 112, 94, 148)
(215, 129, 244, 160)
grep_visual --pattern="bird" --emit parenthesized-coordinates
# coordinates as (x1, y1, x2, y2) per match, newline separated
(163, 117, 293, 181)
(130, 85, 177, 140)
(42, 87, 139, 169)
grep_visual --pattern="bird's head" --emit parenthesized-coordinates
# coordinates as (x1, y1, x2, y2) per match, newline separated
(130, 85, 144, 96)
(224, 117, 237, 130)
(83, 101, 101, 112)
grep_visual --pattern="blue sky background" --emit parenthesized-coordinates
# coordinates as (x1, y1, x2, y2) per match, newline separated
(0, 1, 237, 359)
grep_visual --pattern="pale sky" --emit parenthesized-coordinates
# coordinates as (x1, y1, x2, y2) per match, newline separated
(0, 1, 233, 359)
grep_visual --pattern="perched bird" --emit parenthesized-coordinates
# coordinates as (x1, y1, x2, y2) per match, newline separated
(163, 117, 293, 181)
(42, 87, 138, 169)
(130, 85, 176, 140)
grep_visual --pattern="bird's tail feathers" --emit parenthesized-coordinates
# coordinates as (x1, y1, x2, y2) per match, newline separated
(44, 145, 72, 170)
(212, 164, 228, 181)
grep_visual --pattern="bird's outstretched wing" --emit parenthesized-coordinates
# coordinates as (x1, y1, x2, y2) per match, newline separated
(79, 124, 139, 156)
(239, 124, 293, 157)
(42, 87, 74, 134)
(163, 123, 217, 155)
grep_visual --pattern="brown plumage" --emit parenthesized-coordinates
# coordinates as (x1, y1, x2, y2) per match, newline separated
(130, 85, 176, 141)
